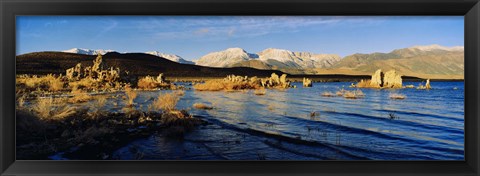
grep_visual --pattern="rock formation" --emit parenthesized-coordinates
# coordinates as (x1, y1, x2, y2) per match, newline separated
(260, 73, 291, 88)
(137, 73, 170, 89)
(383, 70, 402, 88)
(369, 69, 383, 88)
(65, 54, 124, 83)
(303, 78, 312, 87)
(426, 79, 431, 89)
(418, 79, 432, 90)
(66, 63, 83, 80)
(356, 69, 402, 88)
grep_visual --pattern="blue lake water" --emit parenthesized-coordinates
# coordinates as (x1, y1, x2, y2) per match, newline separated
(111, 81, 464, 160)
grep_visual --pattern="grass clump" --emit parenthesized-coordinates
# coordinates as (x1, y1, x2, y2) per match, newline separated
(193, 103, 213, 110)
(16, 74, 65, 92)
(124, 85, 137, 107)
(343, 89, 365, 99)
(68, 88, 93, 103)
(148, 92, 181, 112)
(32, 97, 76, 120)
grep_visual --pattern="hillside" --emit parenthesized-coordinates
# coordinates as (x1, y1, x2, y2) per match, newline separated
(15, 52, 286, 78)
(331, 45, 464, 79)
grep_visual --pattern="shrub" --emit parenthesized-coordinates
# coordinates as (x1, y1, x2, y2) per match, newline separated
(46, 74, 64, 92)
(125, 85, 137, 107)
(161, 110, 197, 129)
(33, 97, 76, 120)
(68, 88, 93, 103)
(148, 92, 180, 112)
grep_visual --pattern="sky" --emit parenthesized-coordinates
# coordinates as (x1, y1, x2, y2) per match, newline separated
(16, 16, 464, 60)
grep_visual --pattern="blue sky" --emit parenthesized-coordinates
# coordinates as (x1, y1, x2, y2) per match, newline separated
(17, 16, 464, 60)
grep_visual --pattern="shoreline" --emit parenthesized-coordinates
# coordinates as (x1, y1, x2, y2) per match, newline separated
(164, 75, 465, 83)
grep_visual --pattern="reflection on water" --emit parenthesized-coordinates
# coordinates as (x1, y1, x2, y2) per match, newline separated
(113, 81, 464, 160)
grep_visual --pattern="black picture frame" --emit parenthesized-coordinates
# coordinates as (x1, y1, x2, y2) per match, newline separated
(1, 0, 479, 175)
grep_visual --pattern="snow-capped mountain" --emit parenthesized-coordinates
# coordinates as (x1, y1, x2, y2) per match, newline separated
(409, 44, 463, 52)
(195, 48, 258, 67)
(195, 47, 341, 69)
(63, 48, 117, 55)
(62, 48, 195, 65)
(145, 51, 195, 64)
(258, 48, 341, 69)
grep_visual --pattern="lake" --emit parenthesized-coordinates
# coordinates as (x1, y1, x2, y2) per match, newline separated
(86, 81, 464, 160)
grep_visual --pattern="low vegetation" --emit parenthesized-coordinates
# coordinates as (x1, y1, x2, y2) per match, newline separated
(193, 103, 214, 110)
(16, 89, 203, 159)
(193, 73, 291, 91)
(343, 89, 365, 99)
(137, 73, 171, 90)
(15, 54, 203, 159)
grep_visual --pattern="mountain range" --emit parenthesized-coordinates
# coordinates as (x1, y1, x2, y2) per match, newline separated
(63, 48, 195, 65)
(57, 44, 464, 79)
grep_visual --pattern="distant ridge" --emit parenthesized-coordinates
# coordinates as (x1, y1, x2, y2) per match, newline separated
(16, 51, 286, 78)
(63, 48, 195, 65)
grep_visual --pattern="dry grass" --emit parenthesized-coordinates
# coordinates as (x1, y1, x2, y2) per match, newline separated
(148, 92, 181, 112)
(137, 75, 170, 90)
(343, 90, 365, 99)
(389, 93, 406, 100)
(17, 94, 27, 109)
(125, 85, 137, 107)
(321, 91, 335, 97)
(47, 74, 64, 92)
(355, 79, 372, 88)
(32, 97, 76, 120)
(193, 103, 213, 110)
(194, 79, 259, 91)
(161, 110, 196, 128)
(193, 74, 290, 91)
(68, 77, 97, 90)
(97, 96, 107, 108)
(16, 74, 65, 92)
(68, 89, 93, 103)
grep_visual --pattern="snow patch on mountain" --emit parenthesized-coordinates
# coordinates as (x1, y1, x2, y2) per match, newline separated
(195, 47, 257, 67)
(63, 48, 117, 55)
(145, 51, 195, 64)
(410, 44, 464, 52)
(62, 48, 194, 65)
